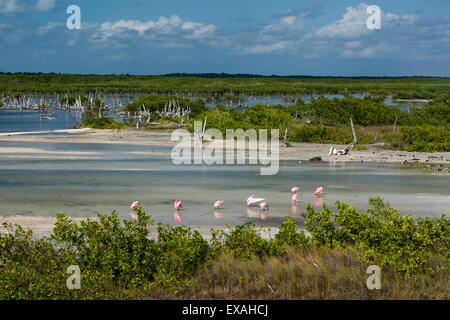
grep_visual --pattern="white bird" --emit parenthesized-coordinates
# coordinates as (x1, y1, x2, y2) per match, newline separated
(247, 195, 265, 206)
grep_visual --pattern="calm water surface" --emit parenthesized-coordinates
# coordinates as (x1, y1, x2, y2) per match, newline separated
(0, 140, 448, 227)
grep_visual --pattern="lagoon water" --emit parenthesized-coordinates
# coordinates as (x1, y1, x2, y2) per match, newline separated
(0, 110, 82, 133)
(0, 139, 448, 227)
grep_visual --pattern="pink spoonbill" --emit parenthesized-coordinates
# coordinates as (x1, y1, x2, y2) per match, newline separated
(259, 201, 269, 210)
(130, 201, 139, 209)
(174, 200, 183, 210)
(291, 186, 299, 193)
(314, 187, 324, 198)
(213, 200, 224, 209)
(291, 193, 299, 202)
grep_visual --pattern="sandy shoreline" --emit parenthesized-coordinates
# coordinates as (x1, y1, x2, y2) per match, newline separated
(0, 128, 449, 165)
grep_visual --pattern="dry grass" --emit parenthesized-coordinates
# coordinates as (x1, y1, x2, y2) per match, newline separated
(145, 246, 449, 300)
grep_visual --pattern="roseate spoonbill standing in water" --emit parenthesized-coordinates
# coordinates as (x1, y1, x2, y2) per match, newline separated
(314, 187, 324, 198)
(174, 200, 183, 210)
(291, 193, 299, 202)
(291, 186, 299, 193)
(247, 195, 265, 206)
(130, 201, 139, 209)
(259, 201, 269, 210)
(213, 200, 224, 209)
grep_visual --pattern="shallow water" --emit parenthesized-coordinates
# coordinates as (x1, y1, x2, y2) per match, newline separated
(0, 140, 448, 227)
(0, 110, 82, 133)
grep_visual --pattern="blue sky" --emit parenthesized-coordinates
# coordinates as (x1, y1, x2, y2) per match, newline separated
(0, 0, 449, 76)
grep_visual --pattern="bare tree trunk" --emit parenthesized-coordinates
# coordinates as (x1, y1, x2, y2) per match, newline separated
(350, 117, 358, 145)
(393, 116, 398, 133)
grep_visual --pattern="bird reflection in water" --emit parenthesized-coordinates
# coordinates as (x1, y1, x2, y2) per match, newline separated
(247, 207, 268, 221)
(213, 209, 222, 219)
(314, 197, 323, 211)
(174, 211, 182, 223)
(291, 204, 299, 216)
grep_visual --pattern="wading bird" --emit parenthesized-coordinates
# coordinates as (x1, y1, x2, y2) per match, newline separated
(174, 200, 183, 210)
(130, 201, 139, 209)
(314, 187, 324, 198)
(247, 195, 265, 206)
(213, 200, 224, 209)
(259, 201, 269, 210)
(291, 186, 299, 193)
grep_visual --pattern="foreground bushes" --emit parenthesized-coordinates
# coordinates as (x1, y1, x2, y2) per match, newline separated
(0, 198, 448, 299)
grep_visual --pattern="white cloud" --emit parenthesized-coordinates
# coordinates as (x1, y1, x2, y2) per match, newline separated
(35, 0, 55, 12)
(262, 15, 304, 35)
(98, 15, 216, 40)
(316, 3, 371, 39)
(316, 2, 418, 40)
(0, 0, 24, 15)
(37, 22, 61, 35)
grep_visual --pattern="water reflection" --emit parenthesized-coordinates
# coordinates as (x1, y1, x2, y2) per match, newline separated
(291, 204, 299, 216)
(174, 211, 182, 224)
(314, 198, 323, 211)
(247, 207, 268, 221)
(213, 209, 222, 219)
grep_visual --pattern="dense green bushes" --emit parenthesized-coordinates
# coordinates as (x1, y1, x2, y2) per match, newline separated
(0, 198, 448, 299)
(296, 96, 407, 126)
(1, 73, 449, 98)
(290, 125, 375, 144)
(386, 125, 450, 152)
(409, 95, 450, 125)
(194, 104, 294, 135)
(303, 197, 449, 275)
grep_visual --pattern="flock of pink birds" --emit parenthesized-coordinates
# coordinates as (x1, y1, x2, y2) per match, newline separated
(129, 186, 324, 220)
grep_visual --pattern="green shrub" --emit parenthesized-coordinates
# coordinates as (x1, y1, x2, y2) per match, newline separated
(291, 125, 374, 144)
(302, 197, 450, 275)
(272, 216, 310, 250)
(221, 223, 271, 258)
(386, 125, 450, 152)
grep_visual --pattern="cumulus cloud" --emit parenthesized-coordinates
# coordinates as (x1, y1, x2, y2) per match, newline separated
(316, 2, 418, 40)
(0, 0, 24, 15)
(96, 15, 216, 41)
(35, 0, 55, 12)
